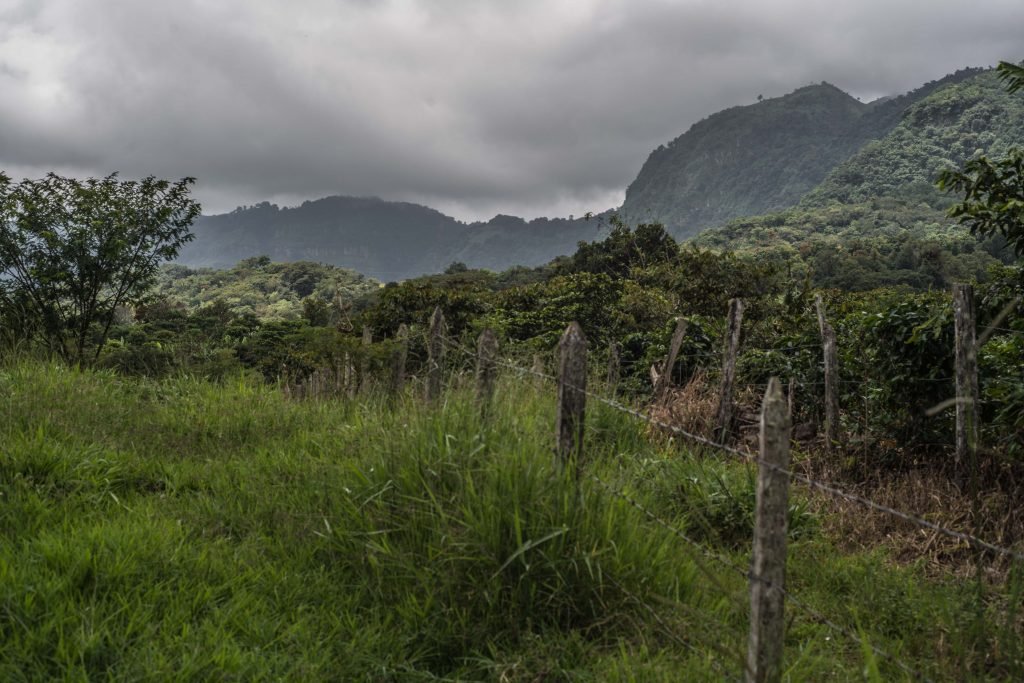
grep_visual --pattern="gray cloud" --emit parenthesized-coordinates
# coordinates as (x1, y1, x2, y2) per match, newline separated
(1, 0, 1021, 220)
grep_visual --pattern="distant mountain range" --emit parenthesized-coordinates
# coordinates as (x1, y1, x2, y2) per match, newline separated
(178, 66, 1022, 280)
(178, 196, 609, 281)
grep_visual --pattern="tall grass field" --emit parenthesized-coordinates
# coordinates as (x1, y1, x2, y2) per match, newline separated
(0, 361, 1020, 680)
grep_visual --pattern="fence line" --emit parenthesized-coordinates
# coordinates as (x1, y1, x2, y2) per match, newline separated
(987, 326, 1024, 336)
(439, 334, 1024, 564)
(435, 332, 999, 679)
(305, 291, 1018, 678)
(589, 439, 929, 680)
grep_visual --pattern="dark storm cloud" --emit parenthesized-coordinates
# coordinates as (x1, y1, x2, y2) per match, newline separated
(1, 0, 1022, 219)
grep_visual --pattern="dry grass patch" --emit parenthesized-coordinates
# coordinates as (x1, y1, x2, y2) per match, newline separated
(797, 454, 1024, 581)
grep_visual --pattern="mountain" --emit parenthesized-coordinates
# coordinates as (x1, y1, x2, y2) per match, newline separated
(804, 68, 1024, 206)
(691, 68, 1024, 290)
(449, 212, 614, 272)
(177, 196, 470, 282)
(178, 66, 1016, 281)
(618, 68, 986, 238)
(178, 196, 609, 281)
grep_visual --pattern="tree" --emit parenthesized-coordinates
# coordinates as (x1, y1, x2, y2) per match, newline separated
(937, 62, 1024, 257)
(996, 60, 1024, 94)
(937, 149, 1024, 256)
(0, 172, 201, 364)
(560, 217, 679, 279)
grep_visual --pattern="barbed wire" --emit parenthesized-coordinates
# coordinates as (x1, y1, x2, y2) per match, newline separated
(588, 472, 931, 682)
(440, 334, 1024, 564)
(987, 326, 1024, 336)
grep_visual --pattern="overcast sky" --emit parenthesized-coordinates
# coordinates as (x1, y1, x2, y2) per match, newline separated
(1, 0, 1021, 221)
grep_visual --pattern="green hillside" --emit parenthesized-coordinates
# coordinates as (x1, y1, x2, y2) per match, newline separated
(806, 69, 1024, 206)
(619, 69, 986, 238)
(155, 258, 379, 321)
(692, 68, 1024, 290)
(620, 82, 868, 236)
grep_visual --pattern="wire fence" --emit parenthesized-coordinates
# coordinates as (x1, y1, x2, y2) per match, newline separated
(280, 296, 1020, 678)
(436, 330, 1023, 679)
(447, 335, 1024, 564)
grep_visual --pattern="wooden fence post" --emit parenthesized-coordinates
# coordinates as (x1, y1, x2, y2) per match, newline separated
(476, 328, 499, 414)
(390, 323, 409, 395)
(953, 284, 979, 475)
(426, 307, 446, 402)
(606, 341, 621, 395)
(343, 352, 356, 399)
(716, 298, 744, 443)
(653, 317, 688, 400)
(815, 295, 840, 451)
(556, 322, 587, 475)
(787, 376, 795, 422)
(746, 377, 791, 683)
(359, 325, 373, 394)
(532, 353, 545, 389)
(333, 358, 344, 396)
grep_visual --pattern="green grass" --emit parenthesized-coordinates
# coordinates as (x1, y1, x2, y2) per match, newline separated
(0, 361, 1020, 680)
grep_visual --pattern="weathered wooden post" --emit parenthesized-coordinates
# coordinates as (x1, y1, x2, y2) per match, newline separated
(426, 307, 446, 402)
(787, 376, 795, 422)
(653, 317, 688, 400)
(532, 353, 545, 389)
(359, 325, 373, 393)
(556, 322, 587, 475)
(344, 352, 356, 399)
(606, 341, 621, 396)
(716, 298, 744, 443)
(953, 284, 979, 474)
(815, 295, 840, 451)
(746, 377, 791, 683)
(476, 328, 499, 414)
(389, 323, 409, 395)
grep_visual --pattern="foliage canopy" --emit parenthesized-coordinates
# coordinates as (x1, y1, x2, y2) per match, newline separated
(0, 172, 201, 363)
(937, 62, 1024, 257)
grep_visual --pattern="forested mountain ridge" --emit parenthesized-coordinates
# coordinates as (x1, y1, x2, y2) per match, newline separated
(692, 68, 1024, 291)
(176, 66, 1012, 281)
(177, 196, 470, 282)
(178, 196, 605, 281)
(805, 68, 1024, 206)
(618, 68, 986, 237)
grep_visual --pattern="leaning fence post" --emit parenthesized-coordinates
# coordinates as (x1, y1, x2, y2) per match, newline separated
(390, 323, 409, 395)
(556, 322, 587, 475)
(815, 295, 841, 451)
(746, 377, 791, 683)
(716, 298, 744, 443)
(426, 307, 446, 402)
(606, 341, 621, 396)
(476, 328, 499, 414)
(359, 325, 373, 394)
(653, 317, 688, 400)
(953, 284, 979, 476)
